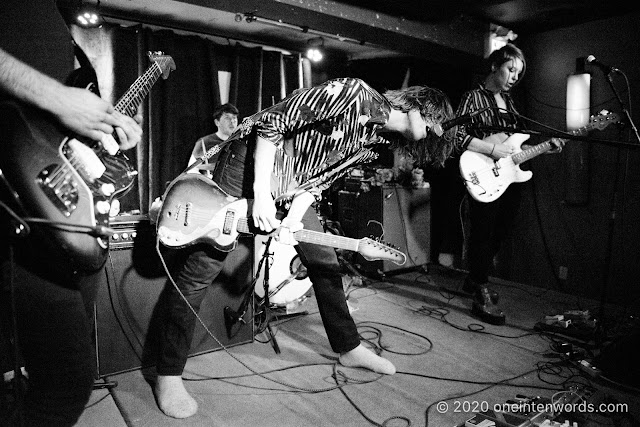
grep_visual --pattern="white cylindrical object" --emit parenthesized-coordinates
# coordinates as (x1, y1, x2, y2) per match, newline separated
(566, 73, 591, 130)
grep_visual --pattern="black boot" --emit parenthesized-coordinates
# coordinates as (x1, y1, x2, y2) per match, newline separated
(462, 278, 499, 304)
(471, 286, 506, 325)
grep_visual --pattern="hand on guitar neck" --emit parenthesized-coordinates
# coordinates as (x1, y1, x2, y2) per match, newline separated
(460, 110, 619, 203)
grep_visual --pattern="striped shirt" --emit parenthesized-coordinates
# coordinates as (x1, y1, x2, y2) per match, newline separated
(455, 83, 523, 150)
(228, 78, 392, 198)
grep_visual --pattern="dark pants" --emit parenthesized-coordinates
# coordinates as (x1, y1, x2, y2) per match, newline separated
(155, 141, 360, 376)
(1, 261, 96, 427)
(467, 185, 522, 285)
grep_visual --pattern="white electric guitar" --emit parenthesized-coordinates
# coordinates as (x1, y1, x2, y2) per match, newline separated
(459, 111, 619, 203)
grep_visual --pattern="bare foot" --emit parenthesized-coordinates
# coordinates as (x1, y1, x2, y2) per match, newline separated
(154, 375, 198, 418)
(338, 344, 396, 375)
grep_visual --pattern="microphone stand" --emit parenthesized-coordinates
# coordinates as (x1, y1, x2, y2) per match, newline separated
(1, 218, 30, 426)
(469, 125, 637, 148)
(223, 237, 284, 354)
(594, 68, 639, 344)
(603, 71, 640, 143)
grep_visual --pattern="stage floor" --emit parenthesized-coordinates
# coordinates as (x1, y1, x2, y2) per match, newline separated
(79, 263, 640, 427)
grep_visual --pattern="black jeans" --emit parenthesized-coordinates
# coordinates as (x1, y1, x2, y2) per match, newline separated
(467, 185, 522, 285)
(155, 141, 360, 376)
(1, 261, 96, 427)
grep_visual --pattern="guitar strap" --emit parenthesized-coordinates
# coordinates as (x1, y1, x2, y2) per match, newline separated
(65, 41, 101, 97)
(182, 139, 232, 174)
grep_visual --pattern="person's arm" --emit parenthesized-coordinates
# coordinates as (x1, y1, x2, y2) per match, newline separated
(0, 48, 142, 149)
(252, 136, 280, 233)
(250, 135, 314, 245)
(466, 134, 514, 159)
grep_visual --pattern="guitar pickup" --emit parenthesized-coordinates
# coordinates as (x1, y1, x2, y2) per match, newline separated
(183, 202, 192, 226)
(492, 162, 501, 177)
(222, 209, 235, 235)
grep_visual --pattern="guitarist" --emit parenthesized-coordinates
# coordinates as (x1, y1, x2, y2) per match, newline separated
(0, 2, 142, 426)
(153, 78, 457, 419)
(454, 43, 563, 325)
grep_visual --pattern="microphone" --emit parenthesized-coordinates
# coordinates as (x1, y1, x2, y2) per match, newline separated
(431, 107, 491, 137)
(585, 55, 619, 74)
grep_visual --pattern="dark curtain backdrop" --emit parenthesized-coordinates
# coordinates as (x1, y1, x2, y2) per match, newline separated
(80, 25, 302, 215)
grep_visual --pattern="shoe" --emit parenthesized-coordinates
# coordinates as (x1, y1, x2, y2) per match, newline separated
(471, 286, 506, 325)
(462, 278, 499, 304)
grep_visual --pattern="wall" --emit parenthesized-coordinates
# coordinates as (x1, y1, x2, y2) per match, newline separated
(504, 12, 640, 306)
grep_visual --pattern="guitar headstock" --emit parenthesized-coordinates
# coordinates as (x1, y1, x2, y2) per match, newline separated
(357, 238, 407, 265)
(148, 51, 176, 79)
(588, 110, 620, 131)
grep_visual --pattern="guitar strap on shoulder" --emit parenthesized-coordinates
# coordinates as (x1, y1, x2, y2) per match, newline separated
(65, 41, 100, 96)
(182, 139, 231, 174)
(72, 41, 92, 69)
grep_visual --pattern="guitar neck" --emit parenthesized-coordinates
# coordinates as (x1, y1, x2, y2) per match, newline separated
(512, 140, 554, 164)
(236, 218, 359, 251)
(114, 62, 163, 117)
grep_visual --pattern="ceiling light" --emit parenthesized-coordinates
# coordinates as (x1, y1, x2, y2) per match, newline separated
(305, 37, 324, 63)
(75, 1, 104, 28)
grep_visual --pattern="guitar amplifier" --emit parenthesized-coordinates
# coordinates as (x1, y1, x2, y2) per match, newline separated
(336, 184, 431, 274)
(94, 214, 254, 377)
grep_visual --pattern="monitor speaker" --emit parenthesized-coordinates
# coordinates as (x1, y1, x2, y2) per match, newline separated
(94, 215, 254, 377)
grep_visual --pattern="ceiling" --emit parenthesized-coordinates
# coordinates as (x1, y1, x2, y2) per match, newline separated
(58, 0, 640, 64)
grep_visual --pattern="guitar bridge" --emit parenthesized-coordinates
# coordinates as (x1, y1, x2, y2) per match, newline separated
(37, 164, 79, 216)
(492, 161, 501, 177)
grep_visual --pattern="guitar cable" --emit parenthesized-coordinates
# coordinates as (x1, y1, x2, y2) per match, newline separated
(20, 217, 115, 238)
(0, 200, 31, 236)
(0, 200, 115, 238)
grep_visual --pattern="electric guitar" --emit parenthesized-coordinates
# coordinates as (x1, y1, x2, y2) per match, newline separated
(156, 173, 407, 266)
(459, 111, 619, 203)
(0, 52, 175, 271)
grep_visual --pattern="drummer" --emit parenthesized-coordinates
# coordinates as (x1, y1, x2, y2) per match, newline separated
(187, 103, 239, 178)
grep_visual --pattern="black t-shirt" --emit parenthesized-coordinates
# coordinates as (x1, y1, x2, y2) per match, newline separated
(0, 1, 75, 93)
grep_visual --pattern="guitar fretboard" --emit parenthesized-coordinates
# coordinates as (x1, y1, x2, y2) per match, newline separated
(114, 61, 165, 117)
(236, 218, 360, 251)
(511, 125, 590, 165)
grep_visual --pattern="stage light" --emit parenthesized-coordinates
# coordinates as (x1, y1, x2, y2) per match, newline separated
(75, 1, 104, 28)
(305, 37, 324, 63)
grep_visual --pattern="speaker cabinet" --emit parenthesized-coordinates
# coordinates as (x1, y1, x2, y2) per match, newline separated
(337, 184, 431, 274)
(94, 215, 254, 377)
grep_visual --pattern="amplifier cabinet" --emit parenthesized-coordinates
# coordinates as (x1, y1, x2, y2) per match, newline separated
(94, 215, 254, 377)
(337, 184, 431, 274)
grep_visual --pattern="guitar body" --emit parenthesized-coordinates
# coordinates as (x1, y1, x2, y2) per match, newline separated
(459, 133, 532, 203)
(157, 174, 250, 251)
(0, 101, 109, 270)
(459, 112, 619, 204)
